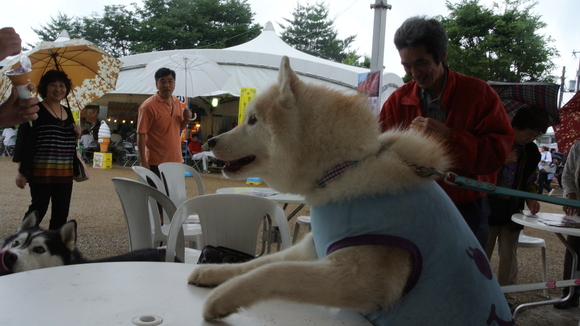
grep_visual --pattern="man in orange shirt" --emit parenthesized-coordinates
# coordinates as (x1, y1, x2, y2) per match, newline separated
(137, 68, 192, 177)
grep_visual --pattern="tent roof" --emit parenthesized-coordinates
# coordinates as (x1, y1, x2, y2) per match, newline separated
(97, 22, 372, 105)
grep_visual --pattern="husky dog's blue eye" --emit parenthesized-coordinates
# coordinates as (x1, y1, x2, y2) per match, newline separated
(11, 241, 19, 247)
(248, 115, 258, 125)
(33, 246, 45, 254)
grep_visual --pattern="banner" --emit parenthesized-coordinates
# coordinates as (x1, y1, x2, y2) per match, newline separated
(176, 95, 189, 110)
(238, 87, 257, 124)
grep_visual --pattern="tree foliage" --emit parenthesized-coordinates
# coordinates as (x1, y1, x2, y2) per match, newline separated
(279, 2, 356, 63)
(32, 12, 84, 43)
(440, 0, 559, 83)
(32, 0, 261, 57)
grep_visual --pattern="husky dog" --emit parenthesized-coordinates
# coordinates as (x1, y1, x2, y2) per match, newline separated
(0, 212, 166, 275)
(188, 57, 513, 325)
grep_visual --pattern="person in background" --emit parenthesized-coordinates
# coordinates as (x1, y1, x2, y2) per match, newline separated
(537, 146, 554, 196)
(0, 27, 39, 127)
(1, 125, 16, 155)
(188, 134, 208, 173)
(554, 140, 580, 309)
(90, 119, 100, 142)
(137, 67, 191, 177)
(485, 106, 549, 308)
(13, 70, 80, 230)
(378, 16, 514, 249)
(79, 129, 93, 149)
(79, 117, 91, 133)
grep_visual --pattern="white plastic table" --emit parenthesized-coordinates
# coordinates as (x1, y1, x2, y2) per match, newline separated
(510, 211, 580, 320)
(0, 261, 371, 326)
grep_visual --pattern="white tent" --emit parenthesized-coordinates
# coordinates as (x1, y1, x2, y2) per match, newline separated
(92, 22, 403, 135)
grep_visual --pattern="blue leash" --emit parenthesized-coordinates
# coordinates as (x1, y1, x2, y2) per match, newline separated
(407, 163, 580, 209)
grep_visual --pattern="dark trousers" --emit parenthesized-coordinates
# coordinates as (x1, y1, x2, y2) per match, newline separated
(147, 165, 165, 224)
(26, 182, 73, 230)
(537, 171, 553, 194)
(562, 235, 580, 296)
(456, 196, 490, 249)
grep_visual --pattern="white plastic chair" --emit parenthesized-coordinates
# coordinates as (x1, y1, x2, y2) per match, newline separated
(158, 162, 205, 208)
(518, 231, 548, 297)
(112, 177, 202, 250)
(2, 134, 16, 157)
(133, 166, 201, 225)
(292, 215, 311, 244)
(165, 194, 292, 263)
(132, 166, 170, 224)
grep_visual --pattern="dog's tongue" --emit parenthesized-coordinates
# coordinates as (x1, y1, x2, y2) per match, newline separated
(0, 249, 11, 274)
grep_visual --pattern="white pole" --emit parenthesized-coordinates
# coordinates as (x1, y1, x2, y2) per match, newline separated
(370, 0, 391, 110)
(370, 0, 391, 73)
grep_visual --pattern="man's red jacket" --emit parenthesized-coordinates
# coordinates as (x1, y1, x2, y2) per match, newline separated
(379, 68, 515, 205)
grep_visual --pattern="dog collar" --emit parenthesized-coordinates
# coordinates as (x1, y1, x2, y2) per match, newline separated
(316, 161, 358, 187)
(315, 145, 388, 187)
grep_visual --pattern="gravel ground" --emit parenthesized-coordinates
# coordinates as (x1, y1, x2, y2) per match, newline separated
(0, 156, 578, 325)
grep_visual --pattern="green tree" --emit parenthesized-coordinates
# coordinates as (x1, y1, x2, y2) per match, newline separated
(33, 0, 261, 56)
(440, 0, 558, 83)
(32, 12, 84, 43)
(343, 51, 371, 68)
(80, 5, 141, 57)
(134, 0, 261, 52)
(279, 2, 356, 63)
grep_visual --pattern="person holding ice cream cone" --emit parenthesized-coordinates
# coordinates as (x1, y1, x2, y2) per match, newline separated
(0, 27, 39, 126)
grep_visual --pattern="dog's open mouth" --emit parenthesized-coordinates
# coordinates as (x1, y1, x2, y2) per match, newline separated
(0, 250, 12, 274)
(223, 155, 256, 173)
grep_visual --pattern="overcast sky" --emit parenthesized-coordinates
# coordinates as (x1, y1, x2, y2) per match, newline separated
(3, 0, 579, 85)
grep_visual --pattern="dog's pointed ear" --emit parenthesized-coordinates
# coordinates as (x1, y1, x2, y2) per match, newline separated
(19, 211, 40, 231)
(59, 220, 78, 252)
(278, 56, 300, 108)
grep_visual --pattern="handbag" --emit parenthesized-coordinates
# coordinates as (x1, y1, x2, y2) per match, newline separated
(539, 162, 556, 174)
(197, 245, 255, 264)
(73, 151, 89, 182)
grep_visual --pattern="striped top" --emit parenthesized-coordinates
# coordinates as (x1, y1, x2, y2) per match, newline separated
(14, 102, 77, 184)
(31, 122, 76, 183)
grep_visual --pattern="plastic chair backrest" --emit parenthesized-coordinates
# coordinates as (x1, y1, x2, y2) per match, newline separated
(132, 166, 168, 223)
(132, 166, 166, 194)
(112, 177, 183, 251)
(166, 193, 291, 262)
(158, 162, 205, 207)
(6, 134, 16, 146)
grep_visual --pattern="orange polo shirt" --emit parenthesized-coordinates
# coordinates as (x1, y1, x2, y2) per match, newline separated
(137, 93, 185, 165)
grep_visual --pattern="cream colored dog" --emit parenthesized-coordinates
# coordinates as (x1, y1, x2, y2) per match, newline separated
(189, 57, 513, 325)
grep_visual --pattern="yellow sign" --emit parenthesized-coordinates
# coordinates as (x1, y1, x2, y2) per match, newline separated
(238, 87, 257, 124)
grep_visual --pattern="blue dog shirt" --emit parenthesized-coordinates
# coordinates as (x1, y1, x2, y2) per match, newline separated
(310, 181, 514, 326)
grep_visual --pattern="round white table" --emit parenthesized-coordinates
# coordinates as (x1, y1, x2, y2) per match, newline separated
(0, 262, 371, 326)
(511, 211, 580, 321)
(216, 187, 306, 205)
(512, 212, 580, 237)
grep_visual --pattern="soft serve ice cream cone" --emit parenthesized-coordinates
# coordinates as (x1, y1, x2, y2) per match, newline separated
(5, 66, 31, 100)
(98, 121, 111, 152)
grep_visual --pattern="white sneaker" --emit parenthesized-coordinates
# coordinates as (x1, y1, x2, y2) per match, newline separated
(548, 189, 555, 196)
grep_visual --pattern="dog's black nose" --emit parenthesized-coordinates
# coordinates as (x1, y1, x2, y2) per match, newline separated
(3, 251, 17, 269)
(207, 137, 217, 149)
